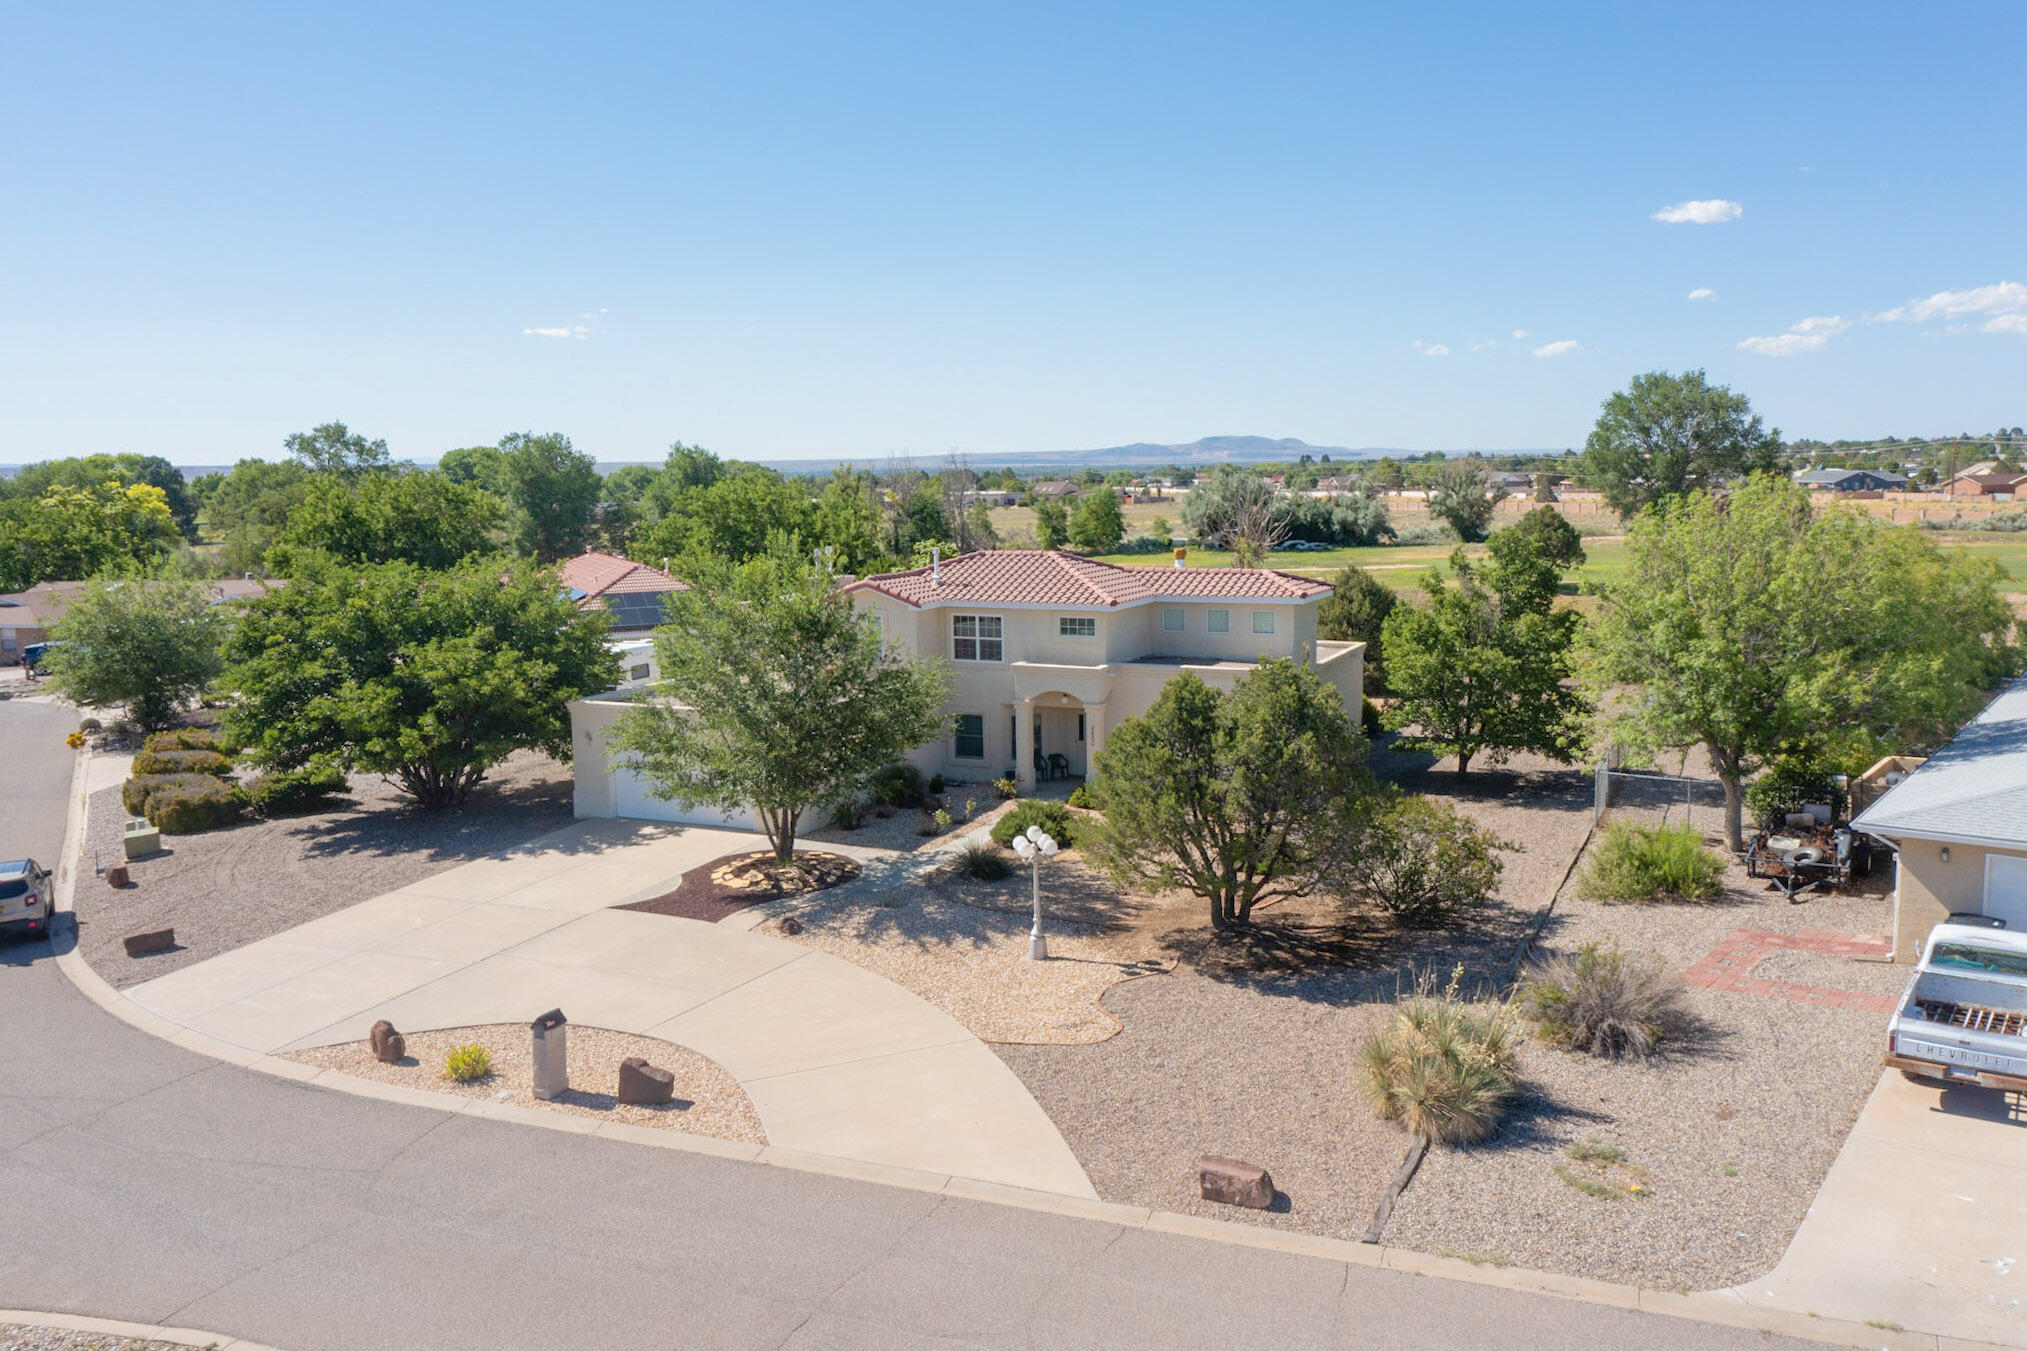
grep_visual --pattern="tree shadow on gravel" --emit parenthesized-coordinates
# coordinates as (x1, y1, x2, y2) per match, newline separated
(1368, 738, 1594, 819)
(290, 772, 578, 864)
(1468, 1086, 1617, 1153)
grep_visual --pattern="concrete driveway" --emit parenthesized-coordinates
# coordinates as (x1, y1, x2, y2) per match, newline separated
(1739, 1070, 2026, 1343)
(115, 819, 1096, 1197)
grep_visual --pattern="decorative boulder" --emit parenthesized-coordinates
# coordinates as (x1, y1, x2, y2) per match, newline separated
(122, 928, 175, 958)
(779, 917, 803, 936)
(617, 1056, 676, 1106)
(369, 1020, 407, 1064)
(1198, 1155, 1275, 1210)
(105, 863, 129, 888)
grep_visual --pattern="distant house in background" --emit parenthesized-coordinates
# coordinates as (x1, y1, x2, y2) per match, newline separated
(556, 551, 687, 639)
(1795, 468, 1911, 493)
(1027, 480, 1082, 501)
(960, 489, 1020, 508)
(1944, 471, 2027, 500)
(1488, 470, 1536, 494)
(1854, 672, 2027, 960)
(0, 577, 273, 665)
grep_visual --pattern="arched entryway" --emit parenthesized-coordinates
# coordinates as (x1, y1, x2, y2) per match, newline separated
(1014, 689, 1106, 793)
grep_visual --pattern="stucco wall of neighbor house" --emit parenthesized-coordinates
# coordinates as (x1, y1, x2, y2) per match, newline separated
(1890, 837, 2027, 960)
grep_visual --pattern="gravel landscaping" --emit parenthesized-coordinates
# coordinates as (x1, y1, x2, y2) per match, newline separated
(0, 1328, 200, 1351)
(283, 1022, 767, 1146)
(76, 750, 574, 988)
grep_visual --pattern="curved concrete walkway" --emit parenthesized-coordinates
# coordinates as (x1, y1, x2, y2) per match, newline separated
(114, 819, 1096, 1198)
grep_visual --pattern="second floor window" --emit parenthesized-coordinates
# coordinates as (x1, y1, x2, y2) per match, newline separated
(1059, 616, 1096, 638)
(952, 614, 1003, 661)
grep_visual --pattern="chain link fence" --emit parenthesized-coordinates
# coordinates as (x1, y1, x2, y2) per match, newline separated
(1593, 764, 1729, 835)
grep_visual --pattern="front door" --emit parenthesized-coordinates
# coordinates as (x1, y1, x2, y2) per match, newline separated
(1984, 853, 2027, 929)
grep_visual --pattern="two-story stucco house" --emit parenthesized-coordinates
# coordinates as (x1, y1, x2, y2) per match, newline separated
(1854, 671, 2027, 960)
(568, 550, 1364, 827)
(838, 550, 1363, 791)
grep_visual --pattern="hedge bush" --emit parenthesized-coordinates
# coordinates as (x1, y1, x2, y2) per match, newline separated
(141, 727, 220, 753)
(1578, 821, 1724, 903)
(242, 764, 348, 816)
(870, 761, 927, 807)
(123, 772, 219, 817)
(989, 799, 1078, 850)
(146, 777, 244, 834)
(131, 747, 234, 776)
(1347, 794, 1506, 926)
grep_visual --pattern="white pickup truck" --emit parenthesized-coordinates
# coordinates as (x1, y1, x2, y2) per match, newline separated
(1885, 920, 2027, 1093)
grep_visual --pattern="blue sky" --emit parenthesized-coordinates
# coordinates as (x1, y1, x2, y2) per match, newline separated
(3, 2, 2023, 467)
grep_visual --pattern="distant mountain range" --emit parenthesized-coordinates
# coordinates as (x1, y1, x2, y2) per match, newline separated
(2, 436, 1566, 480)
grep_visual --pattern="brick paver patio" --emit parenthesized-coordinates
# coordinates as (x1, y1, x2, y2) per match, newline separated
(1682, 928, 1896, 1014)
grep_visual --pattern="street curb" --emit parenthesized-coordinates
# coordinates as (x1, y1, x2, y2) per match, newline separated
(43, 751, 2017, 1351)
(0, 1307, 289, 1350)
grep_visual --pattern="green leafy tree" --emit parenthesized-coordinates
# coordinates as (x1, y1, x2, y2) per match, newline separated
(963, 501, 1000, 552)
(1181, 466, 1287, 551)
(809, 468, 889, 572)
(221, 556, 620, 807)
(1381, 534, 1589, 777)
(630, 467, 817, 568)
(0, 481, 180, 590)
(606, 545, 952, 861)
(1584, 474, 2018, 848)
(499, 431, 601, 560)
(267, 471, 503, 572)
(9, 454, 199, 540)
(1033, 497, 1069, 549)
(285, 421, 393, 476)
(45, 574, 229, 731)
(1317, 565, 1397, 694)
(438, 444, 508, 495)
(892, 481, 951, 557)
(201, 459, 312, 576)
(1069, 487, 1126, 552)
(1084, 660, 1370, 930)
(1426, 459, 1505, 542)
(1482, 506, 1586, 608)
(1581, 370, 1784, 520)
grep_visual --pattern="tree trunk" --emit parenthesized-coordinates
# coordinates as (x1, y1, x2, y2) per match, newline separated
(1455, 748, 1472, 779)
(1720, 773, 1745, 853)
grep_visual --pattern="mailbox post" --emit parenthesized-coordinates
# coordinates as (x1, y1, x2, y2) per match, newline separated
(531, 1008, 568, 1100)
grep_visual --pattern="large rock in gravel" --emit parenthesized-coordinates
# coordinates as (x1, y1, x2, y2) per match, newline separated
(1198, 1155, 1275, 1209)
(122, 927, 175, 958)
(369, 1020, 406, 1064)
(617, 1057, 676, 1106)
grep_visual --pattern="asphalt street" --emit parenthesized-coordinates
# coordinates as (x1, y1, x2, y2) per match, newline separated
(0, 698, 1814, 1350)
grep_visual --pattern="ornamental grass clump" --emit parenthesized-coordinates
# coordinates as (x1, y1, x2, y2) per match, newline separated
(955, 841, 1014, 881)
(1521, 943, 1686, 1060)
(1577, 821, 1724, 903)
(442, 1044, 493, 1083)
(1356, 973, 1521, 1145)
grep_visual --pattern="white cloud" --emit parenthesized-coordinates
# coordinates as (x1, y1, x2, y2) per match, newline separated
(1422, 343, 1451, 357)
(1688, 288, 1716, 302)
(1874, 281, 2027, 335)
(1470, 339, 1495, 351)
(1532, 339, 1579, 358)
(523, 325, 590, 340)
(1652, 199, 1743, 225)
(1737, 314, 1849, 356)
(1512, 329, 1530, 339)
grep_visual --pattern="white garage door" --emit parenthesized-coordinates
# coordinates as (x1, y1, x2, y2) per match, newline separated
(1983, 853, 2027, 930)
(613, 770, 759, 832)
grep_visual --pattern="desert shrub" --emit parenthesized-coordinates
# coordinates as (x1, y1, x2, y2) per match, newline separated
(955, 841, 1014, 881)
(870, 761, 926, 806)
(992, 775, 1020, 801)
(828, 798, 863, 830)
(241, 764, 348, 816)
(927, 773, 945, 795)
(79, 717, 103, 734)
(990, 799, 1077, 850)
(442, 1044, 493, 1083)
(1346, 794, 1505, 926)
(1743, 758, 1840, 830)
(141, 726, 220, 753)
(131, 747, 233, 776)
(146, 776, 244, 834)
(1361, 697, 1384, 738)
(1356, 979, 1520, 1144)
(123, 771, 218, 817)
(1578, 821, 1723, 902)
(1066, 784, 1094, 809)
(1521, 944, 1687, 1060)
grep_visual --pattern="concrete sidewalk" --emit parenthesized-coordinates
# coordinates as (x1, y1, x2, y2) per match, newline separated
(1737, 1070, 2027, 1345)
(120, 819, 1095, 1198)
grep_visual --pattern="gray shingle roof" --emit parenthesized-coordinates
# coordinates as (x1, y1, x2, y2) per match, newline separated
(1853, 672, 2027, 847)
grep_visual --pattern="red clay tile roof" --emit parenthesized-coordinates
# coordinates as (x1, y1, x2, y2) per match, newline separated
(839, 550, 1330, 609)
(556, 551, 687, 603)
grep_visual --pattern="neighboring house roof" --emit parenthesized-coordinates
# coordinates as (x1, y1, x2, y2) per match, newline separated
(1853, 672, 2027, 849)
(1795, 468, 1909, 489)
(1956, 473, 2027, 491)
(0, 578, 273, 629)
(556, 551, 687, 631)
(1028, 480, 1081, 497)
(839, 549, 1332, 610)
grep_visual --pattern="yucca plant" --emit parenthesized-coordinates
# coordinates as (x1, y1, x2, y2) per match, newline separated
(442, 1044, 494, 1083)
(1521, 943, 1685, 1060)
(955, 841, 1014, 881)
(1356, 973, 1521, 1145)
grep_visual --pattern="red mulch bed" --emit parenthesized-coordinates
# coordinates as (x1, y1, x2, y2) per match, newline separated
(617, 850, 862, 923)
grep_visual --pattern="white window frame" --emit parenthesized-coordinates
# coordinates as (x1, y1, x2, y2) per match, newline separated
(1058, 616, 1096, 638)
(1207, 609, 1229, 634)
(953, 713, 987, 760)
(952, 614, 1004, 662)
(1251, 610, 1276, 635)
(1162, 607, 1186, 633)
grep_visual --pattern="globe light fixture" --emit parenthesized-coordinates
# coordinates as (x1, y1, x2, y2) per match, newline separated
(1011, 824, 1058, 961)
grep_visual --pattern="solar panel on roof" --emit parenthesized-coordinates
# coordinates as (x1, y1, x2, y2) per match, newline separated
(603, 593, 668, 629)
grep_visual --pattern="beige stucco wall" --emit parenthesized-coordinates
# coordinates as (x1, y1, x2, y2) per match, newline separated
(568, 694, 761, 831)
(1890, 837, 2027, 960)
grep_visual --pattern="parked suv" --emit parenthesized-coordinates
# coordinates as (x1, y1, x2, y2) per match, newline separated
(0, 859, 54, 939)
